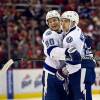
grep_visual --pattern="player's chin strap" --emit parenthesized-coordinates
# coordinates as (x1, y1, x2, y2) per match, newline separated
(68, 20, 72, 31)
(66, 20, 73, 33)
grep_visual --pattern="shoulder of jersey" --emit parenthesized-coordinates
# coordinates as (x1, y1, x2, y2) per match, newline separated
(43, 29, 58, 38)
(65, 27, 81, 43)
(70, 27, 81, 37)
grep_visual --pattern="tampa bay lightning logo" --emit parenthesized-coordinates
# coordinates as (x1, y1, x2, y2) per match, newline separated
(46, 31, 52, 35)
(66, 36, 73, 43)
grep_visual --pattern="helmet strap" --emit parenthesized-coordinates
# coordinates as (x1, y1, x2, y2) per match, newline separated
(66, 21, 76, 34)
(68, 20, 72, 31)
(66, 20, 72, 33)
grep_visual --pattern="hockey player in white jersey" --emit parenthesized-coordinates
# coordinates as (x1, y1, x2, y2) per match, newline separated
(42, 10, 68, 100)
(60, 11, 96, 100)
(61, 11, 86, 100)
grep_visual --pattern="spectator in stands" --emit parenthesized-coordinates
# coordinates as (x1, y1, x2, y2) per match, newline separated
(0, 40, 8, 69)
(0, 1, 100, 69)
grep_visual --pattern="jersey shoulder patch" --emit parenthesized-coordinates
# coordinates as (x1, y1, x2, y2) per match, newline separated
(45, 31, 52, 35)
(66, 36, 73, 43)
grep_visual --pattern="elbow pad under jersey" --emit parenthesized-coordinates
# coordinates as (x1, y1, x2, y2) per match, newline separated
(47, 46, 67, 60)
(47, 45, 81, 63)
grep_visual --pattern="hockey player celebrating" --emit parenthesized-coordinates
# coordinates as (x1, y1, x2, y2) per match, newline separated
(61, 11, 85, 100)
(60, 11, 96, 100)
(42, 10, 68, 100)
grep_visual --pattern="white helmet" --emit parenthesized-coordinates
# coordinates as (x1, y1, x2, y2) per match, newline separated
(61, 11, 79, 25)
(46, 10, 60, 25)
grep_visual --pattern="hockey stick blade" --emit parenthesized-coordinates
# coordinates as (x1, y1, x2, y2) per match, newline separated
(1, 59, 14, 72)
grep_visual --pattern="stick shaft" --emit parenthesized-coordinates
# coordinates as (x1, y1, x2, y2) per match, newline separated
(14, 57, 100, 61)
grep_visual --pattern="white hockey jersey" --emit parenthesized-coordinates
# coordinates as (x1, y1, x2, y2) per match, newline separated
(63, 26, 85, 74)
(42, 26, 85, 75)
(42, 28, 65, 74)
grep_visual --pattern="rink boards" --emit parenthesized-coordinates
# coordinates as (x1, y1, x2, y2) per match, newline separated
(0, 68, 100, 99)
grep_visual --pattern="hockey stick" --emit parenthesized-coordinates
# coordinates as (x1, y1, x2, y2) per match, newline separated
(1, 56, 100, 72)
(1, 59, 14, 72)
(1, 57, 44, 70)
(12, 58, 45, 61)
(1, 58, 44, 72)
(13, 57, 100, 61)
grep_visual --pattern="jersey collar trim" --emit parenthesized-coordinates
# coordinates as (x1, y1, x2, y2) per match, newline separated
(66, 26, 76, 36)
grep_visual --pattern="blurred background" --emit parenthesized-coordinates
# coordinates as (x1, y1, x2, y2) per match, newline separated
(0, 0, 100, 69)
(0, 0, 100, 99)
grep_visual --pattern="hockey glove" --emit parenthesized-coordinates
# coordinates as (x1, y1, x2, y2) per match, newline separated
(56, 67, 69, 94)
(56, 67, 69, 81)
(65, 47, 81, 64)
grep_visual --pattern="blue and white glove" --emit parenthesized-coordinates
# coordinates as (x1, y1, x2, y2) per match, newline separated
(56, 67, 69, 81)
(65, 47, 81, 65)
(56, 67, 69, 93)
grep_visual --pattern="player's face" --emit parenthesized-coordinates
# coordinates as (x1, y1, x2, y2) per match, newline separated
(48, 17, 60, 31)
(61, 18, 70, 32)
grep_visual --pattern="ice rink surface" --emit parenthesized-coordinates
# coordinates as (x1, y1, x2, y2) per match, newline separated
(7, 95, 99, 100)
(34, 95, 100, 100)
(31, 95, 100, 100)
(92, 95, 100, 100)
(32, 95, 100, 100)
(1, 95, 99, 100)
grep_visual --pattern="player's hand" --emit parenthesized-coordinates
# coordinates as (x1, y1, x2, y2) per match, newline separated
(56, 67, 69, 81)
(56, 67, 69, 94)
(65, 47, 77, 60)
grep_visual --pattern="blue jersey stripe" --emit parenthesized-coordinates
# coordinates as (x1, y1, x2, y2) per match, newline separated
(47, 46, 58, 56)
(44, 63, 57, 74)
